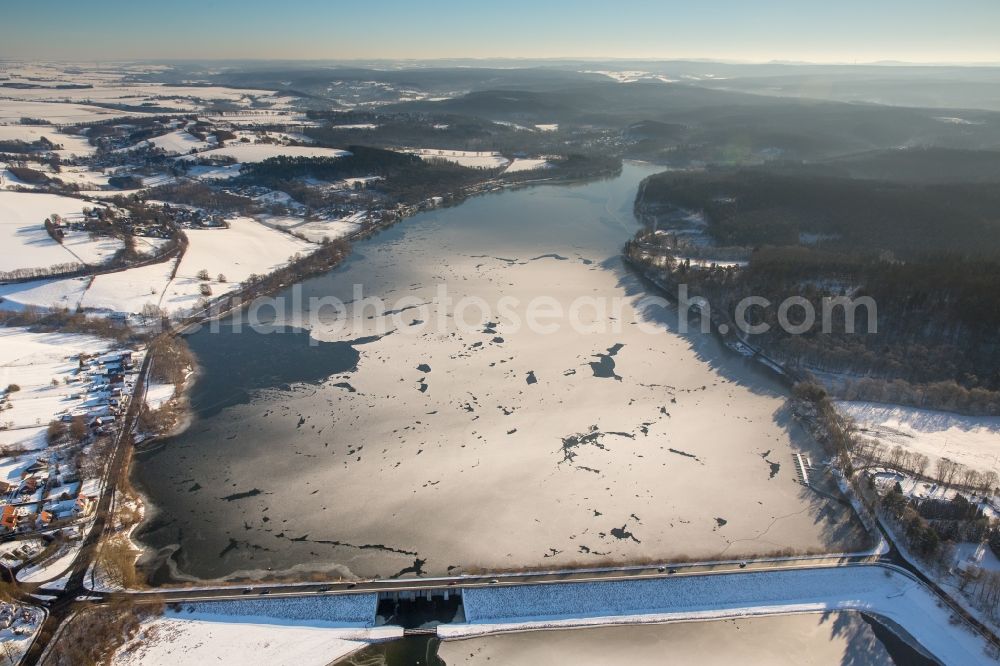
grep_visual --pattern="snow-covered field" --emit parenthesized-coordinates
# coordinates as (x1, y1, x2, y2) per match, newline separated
(0, 327, 115, 435)
(77, 217, 310, 316)
(447, 565, 988, 665)
(89, 217, 311, 315)
(284, 212, 365, 243)
(0, 99, 141, 124)
(82, 260, 176, 314)
(0, 276, 90, 312)
(503, 158, 553, 174)
(146, 129, 212, 155)
(115, 621, 398, 666)
(438, 612, 895, 666)
(584, 70, 677, 84)
(838, 401, 1000, 474)
(112, 593, 388, 664)
(155, 217, 313, 314)
(406, 148, 510, 169)
(0, 83, 272, 105)
(0, 191, 122, 274)
(0, 75, 288, 122)
(0, 124, 95, 156)
(4, 218, 313, 316)
(49, 165, 111, 190)
(180, 144, 350, 164)
(145, 383, 176, 411)
(184, 163, 243, 180)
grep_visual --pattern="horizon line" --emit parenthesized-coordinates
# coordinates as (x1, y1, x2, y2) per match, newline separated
(2, 56, 1000, 68)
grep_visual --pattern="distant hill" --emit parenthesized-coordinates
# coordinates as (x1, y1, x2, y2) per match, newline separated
(210, 66, 609, 94)
(385, 80, 773, 125)
(389, 81, 1000, 161)
(823, 147, 1000, 184)
(639, 167, 1000, 258)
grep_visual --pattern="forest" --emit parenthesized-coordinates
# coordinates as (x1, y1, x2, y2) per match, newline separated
(639, 167, 1000, 258)
(630, 164, 1000, 414)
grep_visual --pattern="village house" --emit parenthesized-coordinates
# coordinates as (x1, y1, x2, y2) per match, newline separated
(1, 505, 17, 531)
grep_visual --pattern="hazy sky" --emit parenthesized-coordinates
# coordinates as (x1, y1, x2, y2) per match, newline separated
(2, 0, 999, 63)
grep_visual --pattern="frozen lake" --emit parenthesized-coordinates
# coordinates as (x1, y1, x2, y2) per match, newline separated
(133, 163, 866, 583)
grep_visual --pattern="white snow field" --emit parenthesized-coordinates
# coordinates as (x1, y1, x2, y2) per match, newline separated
(0, 82, 278, 105)
(145, 129, 212, 155)
(0, 327, 114, 436)
(0, 124, 95, 156)
(329, 124, 378, 130)
(438, 612, 895, 666)
(145, 383, 176, 411)
(49, 165, 111, 190)
(0, 191, 122, 274)
(115, 621, 399, 666)
(184, 163, 243, 180)
(405, 148, 510, 168)
(81, 260, 177, 314)
(155, 217, 313, 314)
(838, 401, 1000, 475)
(0, 78, 287, 122)
(180, 144, 350, 164)
(503, 158, 553, 174)
(175, 217, 312, 283)
(446, 565, 988, 665)
(0, 100, 143, 124)
(10, 218, 312, 314)
(3, 218, 313, 316)
(0, 276, 90, 312)
(0, 425, 47, 452)
(114, 594, 386, 666)
(113, 593, 387, 664)
(285, 212, 365, 243)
